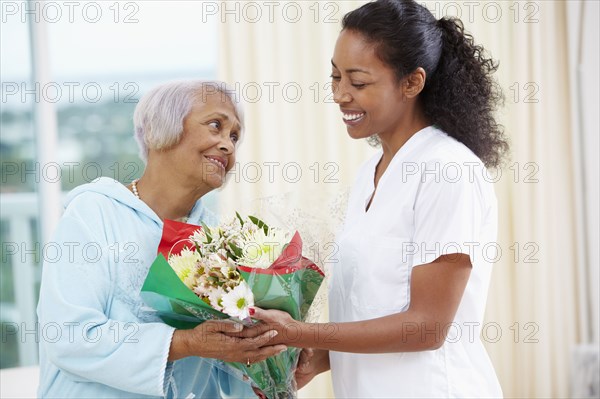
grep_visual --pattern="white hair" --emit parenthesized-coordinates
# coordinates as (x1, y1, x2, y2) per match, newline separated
(133, 80, 244, 163)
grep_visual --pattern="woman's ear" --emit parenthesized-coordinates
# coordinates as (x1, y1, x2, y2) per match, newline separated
(403, 67, 427, 99)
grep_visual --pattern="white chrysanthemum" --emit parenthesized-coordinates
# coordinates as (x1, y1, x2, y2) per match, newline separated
(183, 274, 198, 290)
(239, 228, 289, 269)
(220, 281, 254, 319)
(169, 247, 201, 289)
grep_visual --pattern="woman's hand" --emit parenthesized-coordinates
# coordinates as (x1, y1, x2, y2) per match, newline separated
(169, 320, 286, 364)
(250, 307, 297, 332)
(296, 348, 314, 372)
(231, 308, 313, 348)
(295, 348, 330, 389)
(228, 307, 302, 346)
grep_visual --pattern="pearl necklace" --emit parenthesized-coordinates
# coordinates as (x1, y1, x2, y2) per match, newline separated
(131, 178, 140, 199)
(131, 178, 189, 223)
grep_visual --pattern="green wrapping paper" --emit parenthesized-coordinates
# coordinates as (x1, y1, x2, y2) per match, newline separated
(140, 220, 324, 398)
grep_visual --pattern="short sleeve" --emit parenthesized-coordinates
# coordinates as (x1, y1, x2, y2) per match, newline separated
(410, 161, 486, 267)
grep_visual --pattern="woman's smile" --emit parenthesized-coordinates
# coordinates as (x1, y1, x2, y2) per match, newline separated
(204, 155, 228, 171)
(341, 109, 366, 126)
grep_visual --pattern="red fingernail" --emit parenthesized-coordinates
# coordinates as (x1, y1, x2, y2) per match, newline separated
(249, 307, 255, 316)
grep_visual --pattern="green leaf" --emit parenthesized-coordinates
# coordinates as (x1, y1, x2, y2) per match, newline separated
(201, 222, 213, 244)
(248, 215, 269, 235)
(235, 211, 245, 226)
(229, 242, 244, 259)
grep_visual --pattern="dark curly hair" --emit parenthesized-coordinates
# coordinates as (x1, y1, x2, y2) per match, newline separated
(342, 0, 508, 168)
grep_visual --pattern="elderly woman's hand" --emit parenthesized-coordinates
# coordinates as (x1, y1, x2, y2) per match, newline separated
(169, 320, 286, 364)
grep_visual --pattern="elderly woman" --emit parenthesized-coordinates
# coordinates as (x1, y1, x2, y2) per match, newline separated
(37, 81, 285, 398)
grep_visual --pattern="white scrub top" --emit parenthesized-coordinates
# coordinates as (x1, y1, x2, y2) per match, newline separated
(329, 126, 503, 398)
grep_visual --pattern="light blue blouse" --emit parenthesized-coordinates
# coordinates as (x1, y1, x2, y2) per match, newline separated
(37, 177, 255, 398)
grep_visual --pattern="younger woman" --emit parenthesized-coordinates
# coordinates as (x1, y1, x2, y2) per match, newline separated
(252, 0, 508, 397)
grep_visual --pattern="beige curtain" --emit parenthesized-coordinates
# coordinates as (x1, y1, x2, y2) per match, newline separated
(217, 0, 373, 216)
(476, 2, 581, 397)
(217, 1, 593, 397)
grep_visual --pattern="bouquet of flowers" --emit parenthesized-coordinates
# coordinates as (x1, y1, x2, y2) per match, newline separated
(140, 214, 324, 398)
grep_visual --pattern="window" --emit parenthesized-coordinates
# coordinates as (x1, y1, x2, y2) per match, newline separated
(0, 1, 218, 368)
